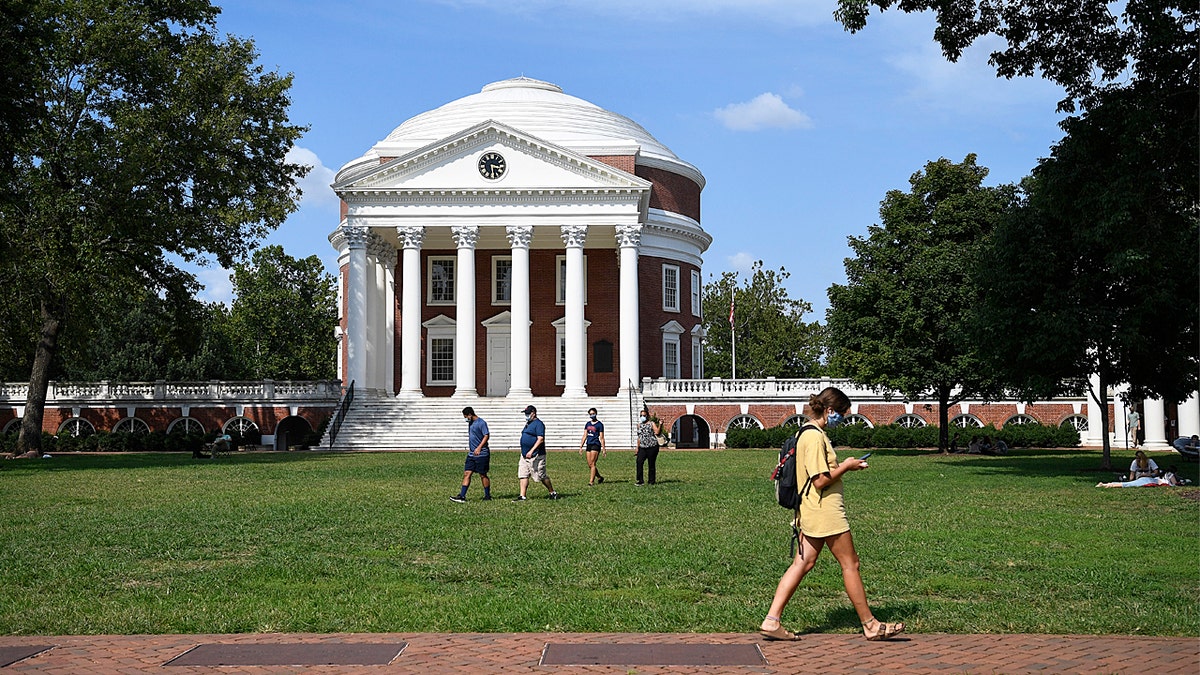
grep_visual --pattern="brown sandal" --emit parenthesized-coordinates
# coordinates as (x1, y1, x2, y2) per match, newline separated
(863, 617, 905, 641)
(759, 617, 801, 641)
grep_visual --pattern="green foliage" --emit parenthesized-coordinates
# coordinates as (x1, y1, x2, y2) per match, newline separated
(827, 155, 1016, 451)
(702, 261, 824, 378)
(226, 245, 338, 380)
(0, 0, 308, 452)
(0, 450, 1195, 635)
(727, 422, 1079, 450)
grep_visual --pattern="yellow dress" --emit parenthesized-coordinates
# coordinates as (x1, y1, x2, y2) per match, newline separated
(795, 428, 850, 538)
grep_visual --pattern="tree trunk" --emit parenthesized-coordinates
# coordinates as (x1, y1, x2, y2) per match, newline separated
(938, 387, 951, 453)
(1092, 371, 1112, 471)
(16, 298, 64, 455)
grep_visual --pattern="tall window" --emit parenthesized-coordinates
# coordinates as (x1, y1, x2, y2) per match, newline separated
(690, 270, 702, 316)
(428, 257, 456, 304)
(691, 338, 703, 378)
(555, 255, 588, 305)
(663, 264, 680, 312)
(492, 256, 512, 305)
(663, 335, 680, 378)
(430, 337, 455, 383)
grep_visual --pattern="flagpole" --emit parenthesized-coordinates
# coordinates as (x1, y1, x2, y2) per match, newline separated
(729, 286, 736, 380)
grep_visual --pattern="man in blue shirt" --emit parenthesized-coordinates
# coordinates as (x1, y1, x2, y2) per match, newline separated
(515, 405, 558, 501)
(451, 407, 491, 502)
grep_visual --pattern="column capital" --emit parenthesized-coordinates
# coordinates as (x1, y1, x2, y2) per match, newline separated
(560, 224, 588, 248)
(615, 224, 643, 248)
(451, 225, 480, 249)
(396, 226, 426, 249)
(505, 225, 534, 249)
(367, 232, 394, 260)
(344, 225, 370, 249)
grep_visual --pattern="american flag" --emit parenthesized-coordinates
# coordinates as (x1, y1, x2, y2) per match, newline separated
(728, 292, 735, 328)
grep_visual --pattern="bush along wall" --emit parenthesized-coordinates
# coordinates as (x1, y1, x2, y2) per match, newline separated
(725, 422, 1081, 450)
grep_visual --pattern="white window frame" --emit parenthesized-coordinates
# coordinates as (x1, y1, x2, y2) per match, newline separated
(662, 264, 680, 313)
(427, 256, 456, 305)
(555, 254, 588, 306)
(691, 337, 703, 379)
(492, 255, 512, 305)
(690, 269, 701, 317)
(552, 316, 590, 386)
(423, 315, 457, 386)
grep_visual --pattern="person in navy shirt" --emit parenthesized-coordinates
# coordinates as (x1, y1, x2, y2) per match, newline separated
(578, 407, 606, 486)
(450, 407, 491, 503)
(515, 405, 558, 501)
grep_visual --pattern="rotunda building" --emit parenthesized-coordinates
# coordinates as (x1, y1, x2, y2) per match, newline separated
(330, 78, 710, 402)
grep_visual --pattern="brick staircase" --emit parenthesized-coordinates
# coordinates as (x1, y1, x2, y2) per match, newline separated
(320, 394, 643, 451)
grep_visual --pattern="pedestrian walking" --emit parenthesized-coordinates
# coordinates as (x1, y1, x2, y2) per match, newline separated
(635, 407, 661, 485)
(515, 405, 558, 501)
(759, 386, 905, 642)
(579, 407, 606, 485)
(450, 407, 491, 502)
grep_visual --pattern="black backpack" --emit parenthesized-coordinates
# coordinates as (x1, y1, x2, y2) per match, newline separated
(772, 424, 819, 509)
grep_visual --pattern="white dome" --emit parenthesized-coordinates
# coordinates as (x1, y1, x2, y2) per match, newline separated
(344, 77, 700, 182)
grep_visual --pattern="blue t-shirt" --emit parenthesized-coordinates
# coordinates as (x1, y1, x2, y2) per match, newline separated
(521, 418, 546, 456)
(583, 419, 604, 446)
(467, 417, 489, 456)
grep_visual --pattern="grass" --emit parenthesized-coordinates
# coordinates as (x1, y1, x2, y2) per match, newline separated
(0, 447, 1196, 636)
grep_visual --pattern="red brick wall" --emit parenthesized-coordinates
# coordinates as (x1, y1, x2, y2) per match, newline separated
(590, 155, 637, 173)
(639, 256, 702, 381)
(24, 405, 332, 436)
(635, 165, 701, 222)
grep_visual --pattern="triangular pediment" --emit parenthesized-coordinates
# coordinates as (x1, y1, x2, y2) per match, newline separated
(334, 120, 651, 196)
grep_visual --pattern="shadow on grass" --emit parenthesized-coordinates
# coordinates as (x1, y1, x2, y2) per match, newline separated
(927, 448, 1200, 483)
(0, 450, 349, 473)
(804, 602, 922, 636)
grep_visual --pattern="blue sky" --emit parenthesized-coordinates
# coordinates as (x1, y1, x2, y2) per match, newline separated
(205, 0, 1067, 319)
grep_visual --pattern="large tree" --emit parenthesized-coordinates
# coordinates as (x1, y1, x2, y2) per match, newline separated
(827, 155, 1015, 452)
(702, 261, 824, 379)
(978, 87, 1198, 470)
(0, 0, 308, 453)
(225, 245, 338, 381)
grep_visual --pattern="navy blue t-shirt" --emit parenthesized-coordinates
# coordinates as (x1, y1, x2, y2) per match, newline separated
(583, 419, 604, 446)
(521, 418, 546, 456)
(467, 417, 489, 456)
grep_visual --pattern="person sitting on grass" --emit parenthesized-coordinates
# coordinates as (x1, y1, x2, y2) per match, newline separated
(1128, 450, 1161, 480)
(1171, 435, 1199, 460)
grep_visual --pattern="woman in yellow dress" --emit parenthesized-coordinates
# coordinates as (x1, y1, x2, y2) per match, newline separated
(759, 386, 905, 642)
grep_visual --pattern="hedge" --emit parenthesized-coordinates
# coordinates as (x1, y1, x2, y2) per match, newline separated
(725, 422, 1081, 450)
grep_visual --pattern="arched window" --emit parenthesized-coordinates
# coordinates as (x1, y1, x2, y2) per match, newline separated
(1060, 415, 1088, 432)
(844, 414, 872, 428)
(58, 418, 95, 437)
(950, 414, 984, 429)
(1005, 414, 1036, 426)
(2, 418, 21, 435)
(782, 414, 809, 428)
(168, 417, 205, 435)
(727, 415, 763, 430)
(893, 414, 927, 428)
(113, 418, 150, 434)
(224, 417, 260, 436)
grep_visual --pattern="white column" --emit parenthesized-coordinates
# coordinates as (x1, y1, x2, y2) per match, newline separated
(1178, 390, 1200, 438)
(1142, 397, 1169, 449)
(344, 225, 370, 393)
(561, 225, 588, 397)
(397, 226, 425, 398)
(1085, 373, 1105, 447)
(380, 244, 397, 396)
(366, 235, 388, 394)
(506, 225, 533, 398)
(452, 225, 479, 397)
(616, 225, 642, 397)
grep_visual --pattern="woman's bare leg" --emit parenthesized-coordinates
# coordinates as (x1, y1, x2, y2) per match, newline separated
(824, 530, 873, 624)
(762, 534, 823, 629)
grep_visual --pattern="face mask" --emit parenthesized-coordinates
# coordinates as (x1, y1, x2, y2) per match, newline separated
(524, 414, 531, 421)
(639, 415, 647, 423)
(465, 418, 472, 425)
(827, 411, 844, 428)
(589, 414, 597, 420)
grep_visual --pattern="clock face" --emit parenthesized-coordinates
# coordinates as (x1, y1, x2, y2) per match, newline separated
(478, 151, 506, 180)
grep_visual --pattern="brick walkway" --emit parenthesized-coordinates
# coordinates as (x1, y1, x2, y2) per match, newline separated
(0, 632, 1196, 674)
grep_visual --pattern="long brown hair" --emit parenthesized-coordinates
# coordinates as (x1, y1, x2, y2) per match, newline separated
(808, 386, 852, 418)
(1135, 450, 1149, 469)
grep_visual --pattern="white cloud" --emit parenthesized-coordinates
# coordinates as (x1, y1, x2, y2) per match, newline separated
(727, 251, 756, 273)
(286, 146, 339, 211)
(195, 267, 234, 306)
(714, 93, 813, 131)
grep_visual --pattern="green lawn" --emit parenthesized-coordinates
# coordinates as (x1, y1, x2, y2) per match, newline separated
(0, 448, 1196, 636)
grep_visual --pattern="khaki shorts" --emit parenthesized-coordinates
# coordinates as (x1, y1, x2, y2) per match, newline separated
(518, 453, 548, 481)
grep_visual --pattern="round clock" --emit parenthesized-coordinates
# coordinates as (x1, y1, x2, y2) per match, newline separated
(478, 151, 506, 180)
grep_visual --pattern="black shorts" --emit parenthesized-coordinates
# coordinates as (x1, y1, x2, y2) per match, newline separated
(464, 454, 490, 476)
(585, 444, 602, 453)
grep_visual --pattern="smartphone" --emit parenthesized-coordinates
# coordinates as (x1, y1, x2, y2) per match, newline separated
(858, 452, 872, 460)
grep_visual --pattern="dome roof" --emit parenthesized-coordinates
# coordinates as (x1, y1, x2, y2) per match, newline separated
(343, 77, 700, 184)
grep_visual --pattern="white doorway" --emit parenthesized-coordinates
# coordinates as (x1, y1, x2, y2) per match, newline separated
(487, 333, 511, 396)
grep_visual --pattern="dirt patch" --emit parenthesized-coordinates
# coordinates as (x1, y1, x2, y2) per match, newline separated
(1177, 489, 1200, 502)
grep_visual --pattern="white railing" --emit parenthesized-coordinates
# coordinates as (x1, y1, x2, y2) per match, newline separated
(641, 377, 888, 400)
(0, 380, 343, 405)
